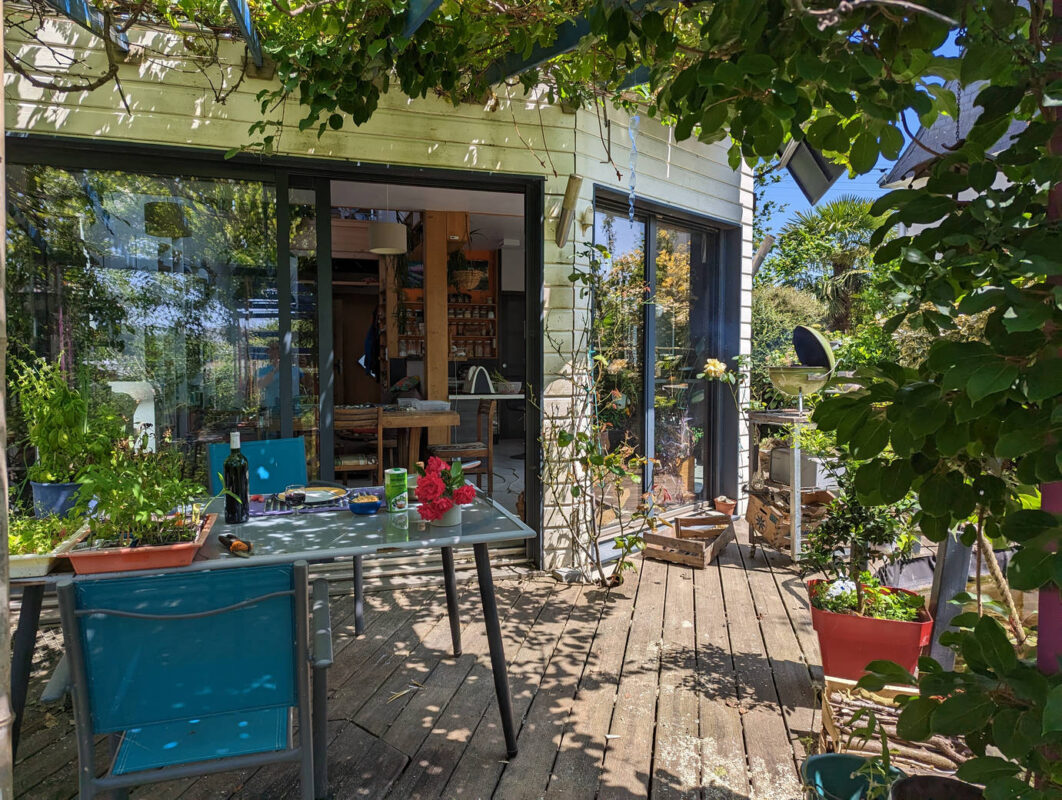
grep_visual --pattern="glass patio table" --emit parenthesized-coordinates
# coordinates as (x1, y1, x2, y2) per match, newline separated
(204, 493, 532, 758)
(8, 493, 532, 765)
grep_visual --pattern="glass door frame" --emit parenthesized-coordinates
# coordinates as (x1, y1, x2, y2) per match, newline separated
(593, 188, 732, 510)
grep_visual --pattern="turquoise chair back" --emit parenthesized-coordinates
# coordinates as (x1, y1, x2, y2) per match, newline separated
(207, 436, 308, 495)
(69, 564, 297, 735)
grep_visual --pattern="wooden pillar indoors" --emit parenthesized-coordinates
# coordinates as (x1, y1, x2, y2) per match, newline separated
(423, 211, 450, 445)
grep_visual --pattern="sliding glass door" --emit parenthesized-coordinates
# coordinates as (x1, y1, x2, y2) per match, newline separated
(7, 163, 279, 484)
(652, 223, 714, 510)
(593, 199, 717, 521)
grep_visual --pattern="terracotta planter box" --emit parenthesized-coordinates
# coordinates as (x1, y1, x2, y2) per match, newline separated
(64, 514, 216, 575)
(808, 579, 933, 681)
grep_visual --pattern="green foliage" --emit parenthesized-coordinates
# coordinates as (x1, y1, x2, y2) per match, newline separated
(13, 357, 121, 484)
(750, 285, 827, 407)
(860, 614, 1062, 797)
(833, 324, 899, 373)
(7, 514, 77, 556)
(800, 470, 918, 618)
(810, 574, 924, 622)
(77, 429, 205, 546)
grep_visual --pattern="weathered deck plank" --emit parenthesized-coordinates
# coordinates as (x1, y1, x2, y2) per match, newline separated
(597, 556, 667, 800)
(12, 522, 816, 800)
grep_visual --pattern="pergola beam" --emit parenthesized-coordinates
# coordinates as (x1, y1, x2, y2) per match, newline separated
(43, 0, 128, 52)
(402, 0, 442, 39)
(227, 0, 263, 68)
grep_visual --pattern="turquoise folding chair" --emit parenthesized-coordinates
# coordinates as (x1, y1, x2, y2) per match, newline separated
(56, 561, 333, 799)
(207, 436, 308, 495)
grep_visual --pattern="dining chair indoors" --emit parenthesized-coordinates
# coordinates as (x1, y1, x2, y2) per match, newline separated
(428, 399, 496, 496)
(207, 436, 309, 495)
(333, 406, 396, 485)
(55, 561, 333, 800)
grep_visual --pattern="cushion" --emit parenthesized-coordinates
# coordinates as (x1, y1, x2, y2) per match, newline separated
(112, 707, 289, 775)
(430, 442, 486, 453)
(336, 454, 378, 466)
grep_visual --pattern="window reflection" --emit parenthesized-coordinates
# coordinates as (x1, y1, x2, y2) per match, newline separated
(652, 226, 711, 509)
(592, 209, 646, 527)
(6, 164, 279, 484)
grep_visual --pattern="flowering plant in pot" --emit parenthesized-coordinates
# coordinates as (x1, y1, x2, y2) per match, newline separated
(415, 457, 477, 526)
(66, 428, 213, 573)
(800, 470, 925, 681)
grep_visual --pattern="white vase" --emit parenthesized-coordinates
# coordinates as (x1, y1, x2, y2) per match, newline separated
(430, 504, 463, 527)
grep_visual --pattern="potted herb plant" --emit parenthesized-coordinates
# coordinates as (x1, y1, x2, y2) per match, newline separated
(8, 513, 84, 578)
(65, 429, 215, 574)
(801, 473, 929, 681)
(13, 357, 119, 518)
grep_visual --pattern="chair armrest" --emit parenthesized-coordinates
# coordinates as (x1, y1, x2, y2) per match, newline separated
(41, 653, 71, 704)
(311, 578, 333, 669)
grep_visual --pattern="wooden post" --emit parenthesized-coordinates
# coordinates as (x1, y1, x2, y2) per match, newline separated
(0, 0, 16, 792)
(1040, 0, 1061, 677)
(422, 211, 449, 445)
(928, 533, 973, 670)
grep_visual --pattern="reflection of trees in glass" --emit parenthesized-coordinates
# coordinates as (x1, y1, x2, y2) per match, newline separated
(5, 164, 278, 471)
(593, 212, 646, 452)
(652, 227, 703, 507)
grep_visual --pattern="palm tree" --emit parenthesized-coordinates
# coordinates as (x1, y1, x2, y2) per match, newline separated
(768, 195, 882, 332)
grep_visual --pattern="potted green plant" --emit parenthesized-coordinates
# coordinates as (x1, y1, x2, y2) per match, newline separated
(8, 513, 85, 577)
(800, 473, 928, 681)
(13, 357, 119, 518)
(65, 428, 215, 574)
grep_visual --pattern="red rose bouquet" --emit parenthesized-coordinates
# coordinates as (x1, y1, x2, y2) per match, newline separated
(416, 457, 478, 522)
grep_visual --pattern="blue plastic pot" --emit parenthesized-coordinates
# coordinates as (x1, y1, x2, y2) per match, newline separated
(30, 481, 81, 519)
(801, 754, 906, 800)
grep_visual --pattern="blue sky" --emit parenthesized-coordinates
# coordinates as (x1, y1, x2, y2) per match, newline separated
(762, 154, 892, 233)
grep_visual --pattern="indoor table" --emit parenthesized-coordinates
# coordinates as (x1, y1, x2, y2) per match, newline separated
(332, 407, 461, 470)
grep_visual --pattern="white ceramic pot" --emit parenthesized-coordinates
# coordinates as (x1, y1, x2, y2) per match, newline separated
(430, 505, 463, 527)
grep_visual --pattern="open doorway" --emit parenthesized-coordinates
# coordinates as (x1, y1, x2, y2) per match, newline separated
(327, 180, 528, 518)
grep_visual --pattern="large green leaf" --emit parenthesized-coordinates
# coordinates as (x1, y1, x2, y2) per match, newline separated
(1044, 685, 1062, 735)
(931, 691, 995, 736)
(956, 756, 1020, 784)
(897, 697, 937, 740)
(966, 359, 1019, 402)
(974, 616, 1017, 677)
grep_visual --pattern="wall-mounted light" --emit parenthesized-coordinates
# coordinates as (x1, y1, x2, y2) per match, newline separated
(554, 173, 584, 248)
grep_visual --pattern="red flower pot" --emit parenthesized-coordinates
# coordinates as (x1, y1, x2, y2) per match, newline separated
(808, 579, 933, 681)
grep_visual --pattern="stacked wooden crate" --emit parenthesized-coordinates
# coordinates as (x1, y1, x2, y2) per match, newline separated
(642, 513, 736, 569)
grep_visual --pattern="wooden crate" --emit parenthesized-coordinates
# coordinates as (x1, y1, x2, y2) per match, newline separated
(642, 522, 735, 569)
(820, 677, 971, 774)
(674, 513, 731, 539)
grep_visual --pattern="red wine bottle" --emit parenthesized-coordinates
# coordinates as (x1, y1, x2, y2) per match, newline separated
(224, 432, 249, 524)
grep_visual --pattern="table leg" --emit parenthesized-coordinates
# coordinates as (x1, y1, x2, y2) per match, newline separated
(441, 546, 462, 657)
(473, 543, 517, 758)
(407, 427, 420, 472)
(11, 583, 45, 759)
(352, 555, 365, 636)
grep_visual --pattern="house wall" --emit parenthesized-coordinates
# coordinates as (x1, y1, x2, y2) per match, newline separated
(5, 18, 753, 570)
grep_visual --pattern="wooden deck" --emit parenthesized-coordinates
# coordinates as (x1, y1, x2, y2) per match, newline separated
(13, 522, 822, 800)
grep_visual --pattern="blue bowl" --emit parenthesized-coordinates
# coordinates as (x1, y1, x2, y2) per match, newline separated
(349, 498, 382, 515)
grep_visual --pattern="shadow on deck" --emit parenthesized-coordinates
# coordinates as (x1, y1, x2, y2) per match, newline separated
(13, 521, 821, 800)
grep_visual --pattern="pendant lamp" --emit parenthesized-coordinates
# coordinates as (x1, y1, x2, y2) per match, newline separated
(368, 184, 407, 254)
